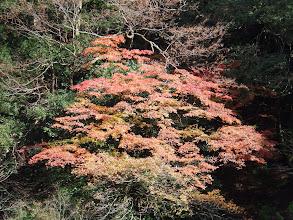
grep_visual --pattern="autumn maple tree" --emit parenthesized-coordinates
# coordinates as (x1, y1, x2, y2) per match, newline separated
(20, 34, 277, 217)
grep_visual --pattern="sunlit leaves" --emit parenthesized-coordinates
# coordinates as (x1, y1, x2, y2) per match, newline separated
(26, 35, 276, 192)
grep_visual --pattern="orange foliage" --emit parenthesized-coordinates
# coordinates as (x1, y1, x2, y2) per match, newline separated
(28, 144, 89, 168)
(24, 35, 274, 191)
(207, 126, 276, 168)
(23, 35, 276, 210)
(81, 34, 153, 67)
(19, 35, 280, 216)
(91, 34, 125, 47)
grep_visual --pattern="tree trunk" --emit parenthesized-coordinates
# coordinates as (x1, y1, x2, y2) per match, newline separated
(75, 0, 83, 37)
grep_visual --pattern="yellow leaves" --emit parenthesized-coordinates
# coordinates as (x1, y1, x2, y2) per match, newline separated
(84, 114, 132, 141)
(99, 62, 130, 71)
(180, 125, 207, 139)
(73, 151, 176, 184)
(91, 104, 113, 114)
(194, 190, 244, 214)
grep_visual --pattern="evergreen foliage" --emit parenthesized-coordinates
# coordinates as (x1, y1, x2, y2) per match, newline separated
(200, 0, 293, 94)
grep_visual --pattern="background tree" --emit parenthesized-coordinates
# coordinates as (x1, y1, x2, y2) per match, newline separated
(199, 0, 293, 94)
(106, 0, 227, 66)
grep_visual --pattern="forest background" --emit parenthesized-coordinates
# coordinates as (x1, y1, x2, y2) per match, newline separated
(0, 0, 293, 219)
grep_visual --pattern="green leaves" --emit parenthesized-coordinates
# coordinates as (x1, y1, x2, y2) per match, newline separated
(0, 119, 21, 150)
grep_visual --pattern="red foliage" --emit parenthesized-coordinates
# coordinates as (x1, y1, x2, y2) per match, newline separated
(207, 126, 276, 168)
(81, 35, 153, 66)
(28, 145, 88, 168)
(26, 35, 277, 190)
(91, 34, 125, 47)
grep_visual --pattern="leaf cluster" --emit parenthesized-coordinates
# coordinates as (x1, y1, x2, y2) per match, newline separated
(20, 35, 278, 218)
